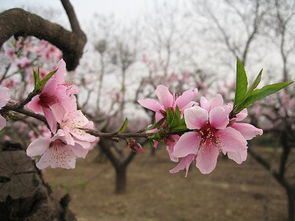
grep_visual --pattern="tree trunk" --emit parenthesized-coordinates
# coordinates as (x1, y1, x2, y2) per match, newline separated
(286, 185, 295, 221)
(150, 146, 156, 156)
(115, 166, 127, 194)
(0, 142, 76, 221)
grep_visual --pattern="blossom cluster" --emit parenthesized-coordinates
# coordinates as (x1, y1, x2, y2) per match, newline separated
(138, 85, 263, 176)
(26, 59, 98, 169)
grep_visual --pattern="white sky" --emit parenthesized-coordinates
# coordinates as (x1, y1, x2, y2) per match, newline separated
(0, 0, 189, 25)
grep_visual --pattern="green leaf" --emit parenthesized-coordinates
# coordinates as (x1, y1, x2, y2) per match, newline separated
(166, 108, 174, 125)
(234, 58, 248, 105)
(36, 69, 57, 91)
(145, 118, 165, 131)
(33, 69, 40, 89)
(235, 81, 293, 113)
(246, 69, 263, 95)
(117, 118, 128, 133)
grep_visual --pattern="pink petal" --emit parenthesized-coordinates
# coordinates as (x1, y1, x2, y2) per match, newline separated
(138, 98, 162, 112)
(50, 103, 65, 123)
(42, 77, 57, 95)
(26, 137, 50, 157)
(37, 144, 76, 169)
(169, 154, 195, 177)
(196, 144, 219, 174)
(209, 106, 229, 129)
(210, 94, 224, 109)
(0, 87, 10, 108)
(54, 59, 66, 84)
(216, 127, 247, 154)
(175, 89, 198, 110)
(71, 143, 89, 158)
(26, 96, 43, 114)
(74, 139, 92, 150)
(43, 107, 57, 133)
(0, 115, 6, 130)
(55, 129, 75, 145)
(200, 96, 209, 110)
(155, 112, 164, 122)
(166, 135, 180, 162)
(155, 85, 174, 108)
(200, 94, 223, 111)
(184, 106, 208, 129)
(230, 123, 263, 140)
(172, 132, 201, 158)
(236, 109, 248, 121)
(227, 149, 247, 164)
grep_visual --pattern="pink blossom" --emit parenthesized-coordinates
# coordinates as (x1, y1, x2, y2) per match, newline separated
(138, 85, 198, 121)
(16, 57, 31, 68)
(59, 110, 98, 150)
(0, 87, 10, 130)
(27, 59, 78, 132)
(128, 139, 144, 153)
(27, 129, 89, 169)
(170, 94, 263, 175)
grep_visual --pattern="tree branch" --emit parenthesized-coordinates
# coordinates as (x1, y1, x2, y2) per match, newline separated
(0, 0, 86, 71)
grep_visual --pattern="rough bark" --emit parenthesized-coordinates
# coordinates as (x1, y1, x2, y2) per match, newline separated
(0, 141, 76, 221)
(0, 0, 86, 70)
(115, 166, 127, 194)
(286, 185, 295, 221)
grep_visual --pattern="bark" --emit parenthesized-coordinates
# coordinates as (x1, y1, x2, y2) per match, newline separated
(0, 141, 76, 221)
(115, 166, 127, 194)
(286, 185, 295, 221)
(0, 0, 86, 70)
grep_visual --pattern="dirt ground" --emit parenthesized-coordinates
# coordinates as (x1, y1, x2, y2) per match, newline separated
(44, 146, 289, 221)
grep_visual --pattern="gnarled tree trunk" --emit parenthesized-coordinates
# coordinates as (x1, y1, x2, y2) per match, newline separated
(0, 142, 76, 221)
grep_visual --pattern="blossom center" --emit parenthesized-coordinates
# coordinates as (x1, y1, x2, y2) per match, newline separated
(199, 123, 218, 145)
(39, 93, 58, 107)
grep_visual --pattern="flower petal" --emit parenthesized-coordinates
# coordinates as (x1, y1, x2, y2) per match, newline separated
(210, 94, 224, 109)
(184, 106, 208, 129)
(230, 123, 263, 140)
(209, 106, 229, 129)
(26, 137, 50, 157)
(71, 143, 89, 158)
(227, 149, 247, 164)
(155, 85, 174, 108)
(50, 103, 65, 123)
(43, 107, 57, 133)
(172, 132, 201, 158)
(26, 96, 43, 114)
(0, 87, 10, 108)
(236, 109, 248, 121)
(175, 89, 198, 110)
(138, 98, 162, 112)
(53, 59, 66, 84)
(37, 144, 76, 169)
(196, 144, 219, 174)
(169, 154, 195, 177)
(216, 127, 247, 154)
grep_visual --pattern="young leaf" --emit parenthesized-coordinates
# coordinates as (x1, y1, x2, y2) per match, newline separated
(117, 118, 128, 133)
(145, 118, 165, 131)
(33, 69, 40, 89)
(234, 58, 248, 105)
(235, 81, 293, 113)
(37, 69, 57, 90)
(246, 69, 263, 95)
(166, 108, 175, 125)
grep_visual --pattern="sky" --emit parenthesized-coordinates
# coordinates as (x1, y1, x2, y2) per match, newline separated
(0, 0, 189, 25)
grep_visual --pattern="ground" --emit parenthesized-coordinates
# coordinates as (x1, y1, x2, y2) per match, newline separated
(44, 146, 288, 221)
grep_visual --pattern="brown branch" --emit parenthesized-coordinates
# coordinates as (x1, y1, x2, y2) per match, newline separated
(0, 0, 86, 71)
